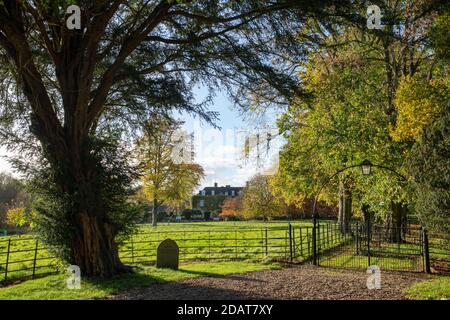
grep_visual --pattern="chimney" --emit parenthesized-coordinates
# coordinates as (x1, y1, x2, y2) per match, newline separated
(214, 182, 218, 188)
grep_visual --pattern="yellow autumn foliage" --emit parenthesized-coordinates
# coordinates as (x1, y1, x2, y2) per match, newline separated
(391, 76, 449, 142)
(6, 207, 27, 227)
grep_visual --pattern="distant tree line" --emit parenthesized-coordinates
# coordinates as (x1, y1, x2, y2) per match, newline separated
(219, 174, 336, 221)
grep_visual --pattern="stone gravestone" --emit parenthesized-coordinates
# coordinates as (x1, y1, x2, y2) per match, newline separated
(156, 239, 179, 270)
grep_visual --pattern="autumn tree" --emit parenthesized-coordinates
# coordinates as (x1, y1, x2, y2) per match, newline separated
(0, 0, 347, 276)
(136, 115, 203, 226)
(164, 163, 205, 216)
(242, 174, 285, 221)
(398, 5, 450, 232)
(0, 172, 28, 226)
(219, 196, 243, 220)
(407, 106, 450, 232)
(274, 31, 400, 233)
(274, 1, 444, 238)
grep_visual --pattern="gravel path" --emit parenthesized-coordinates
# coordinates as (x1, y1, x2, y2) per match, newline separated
(112, 265, 427, 300)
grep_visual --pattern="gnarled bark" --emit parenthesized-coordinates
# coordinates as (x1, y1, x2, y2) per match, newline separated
(72, 211, 126, 277)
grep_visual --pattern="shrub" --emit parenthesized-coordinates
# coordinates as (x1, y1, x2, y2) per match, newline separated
(6, 207, 28, 227)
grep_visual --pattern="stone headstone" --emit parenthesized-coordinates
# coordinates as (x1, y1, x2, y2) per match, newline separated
(156, 238, 179, 270)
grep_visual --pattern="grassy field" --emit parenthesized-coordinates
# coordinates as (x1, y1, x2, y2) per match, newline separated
(119, 220, 320, 265)
(0, 261, 282, 300)
(0, 220, 316, 283)
(0, 220, 448, 286)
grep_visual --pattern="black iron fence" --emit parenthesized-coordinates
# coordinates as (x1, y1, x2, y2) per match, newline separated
(0, 225, 302, 283)
(0, 237, 60, 283)
(318, 224, 423, 272)
(0, 222, 449, 284)
(317, 223, 450, 274)
(119, 226, 295, 265)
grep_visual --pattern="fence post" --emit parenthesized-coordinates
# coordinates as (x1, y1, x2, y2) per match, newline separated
(265, 228, 268, 257)
(326, 224, 330, 248)
(367, 217, 371, 266)
(422, 229, 431, 274)
(235, 230, 238, 260)
(317, 224, 321, 265)
(355, 224, 359, 255)
(4, 239, 10, 281)
(312, 224, 317, 265)
(183, 231, 186, 261)
(299, 227, 303, 257)
(32, 240, 39, 279)
(323, 224, 326, 250)
(307, 227, 311, 257)
(208, 231, 211, 261)
(261, 229, 264, 259)
(288, 224, 293, 262)
(318, 224, 321, 251)
(131, 234, 135, 264)
(332, 223, 335, 245)
(292, 227, 296, 259)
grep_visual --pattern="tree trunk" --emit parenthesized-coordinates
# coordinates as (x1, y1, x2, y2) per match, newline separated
(71, 210, 126, 277)
(152, 197, 158, 227)
(338, 180, 352, 234)
(361, 204, 373, 237)
(361, 205, 370, 225)
(49, 137, 130, 277)
(387, 202, 408, 243)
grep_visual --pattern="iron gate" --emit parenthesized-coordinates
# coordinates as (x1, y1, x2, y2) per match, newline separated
(315, 223, 429, 272)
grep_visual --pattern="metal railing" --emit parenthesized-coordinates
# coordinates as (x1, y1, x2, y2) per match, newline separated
(317, 223, 450, 273)
(1, 222, 449, 283)
(0, 225, 300, 283)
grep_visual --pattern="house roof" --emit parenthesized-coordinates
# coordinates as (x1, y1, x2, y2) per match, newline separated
(198, 185, 243, 196)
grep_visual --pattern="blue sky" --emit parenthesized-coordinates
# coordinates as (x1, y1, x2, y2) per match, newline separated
(179, 87, 283, 191)
(0, 86, 284, 191)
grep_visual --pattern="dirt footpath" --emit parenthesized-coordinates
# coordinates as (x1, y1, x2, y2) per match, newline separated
(113, 265, 427, 300)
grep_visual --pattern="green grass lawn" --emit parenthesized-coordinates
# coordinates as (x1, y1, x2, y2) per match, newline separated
(405, 275, 450, 300)
(122, 220, 319, 265)
(0, 261, 282, 300)
(0, 220, 316, 282)
(1, 219, 448, 299)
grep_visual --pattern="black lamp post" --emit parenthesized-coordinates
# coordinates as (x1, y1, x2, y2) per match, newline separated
(311, 159, 405, 265)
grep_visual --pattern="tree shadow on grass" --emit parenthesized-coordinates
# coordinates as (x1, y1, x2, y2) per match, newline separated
(86, 271, 169, 292)
(176, 268, 266, 282)
(117, 282, 266, 300)
(87, 265, 266, 299)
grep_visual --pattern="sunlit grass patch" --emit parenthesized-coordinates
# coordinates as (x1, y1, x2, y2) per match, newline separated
(0, 261, 282, 300)
(405, 276, 450, 300)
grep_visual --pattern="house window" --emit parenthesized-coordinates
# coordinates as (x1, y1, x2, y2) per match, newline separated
(211, 190, 215, 195)
(199, 199, 205, 207)
(201, 190, 206, 196)
(224, 191, 228, 196)
(231, 190, 235, 196)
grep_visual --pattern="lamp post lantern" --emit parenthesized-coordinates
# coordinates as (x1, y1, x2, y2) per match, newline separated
(361, 159, 372, 176)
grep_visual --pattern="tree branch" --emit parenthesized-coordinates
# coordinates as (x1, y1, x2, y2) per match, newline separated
(87, 0, 172, 125)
